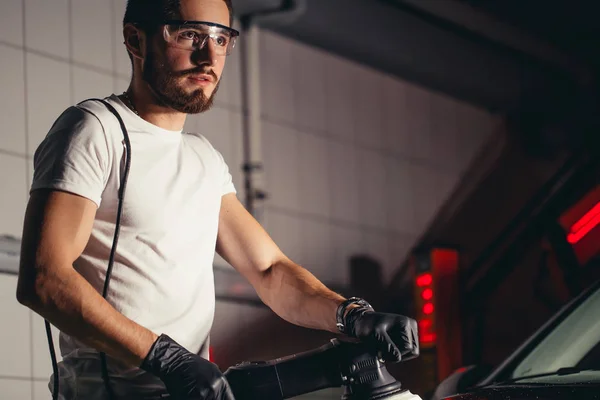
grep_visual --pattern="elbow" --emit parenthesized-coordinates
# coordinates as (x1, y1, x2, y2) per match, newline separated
(16, 278, 40, 310)
(16, 267, 48, 311)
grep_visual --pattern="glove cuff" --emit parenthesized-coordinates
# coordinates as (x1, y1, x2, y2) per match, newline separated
(336, 297, 374, 334)
(140, 334, 189, 377)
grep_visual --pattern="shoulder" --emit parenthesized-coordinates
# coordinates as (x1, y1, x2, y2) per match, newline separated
(184, 132, 223, 159)
(184, 131, 213, 148)
(34, 100, 115, 164)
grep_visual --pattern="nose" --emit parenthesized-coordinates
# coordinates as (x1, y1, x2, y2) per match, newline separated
(192, 38, 218, 67)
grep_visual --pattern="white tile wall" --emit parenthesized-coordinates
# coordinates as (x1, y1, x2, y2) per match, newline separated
(73, 66, 114, 104)
(114, 76, 130, 97)
(25, 0, 69, 59)
(388, 233, 417, 281)
(385, 157, 414, 235)
(356, 148, 388, 229)
(353, 64, 384, 151)
(31, 313, 61, 380)
(71, 0, 113, 71)
(262, 208, 302, 263)
(0, 0, 24, 46)
(325, 55, 355, 142)
(410, 163, 440, 230)
(0, 379, 31, 400)
(33, 381, 50, 400)
(260, 31, 295, 124)
(0, 44, 27, 155)
(382, 75, 411, 158)
(298, 132, 331, 218)
(112, 0, 130, 78)
(0, 154, 28, 237)
(263, 121, 300, 212)
(0, 275, 31, 378)
(328, 141, 360, 224)
(406, 85, 433, 161)
(298, 218, 333, 283)
(330, 225, 363, 286)
(364, 230, 393, 279)
(430, 93, 459, 171)
(217, 46, 243, 111)
(292, 44, 327, 134)
(26, 53, 71, 156)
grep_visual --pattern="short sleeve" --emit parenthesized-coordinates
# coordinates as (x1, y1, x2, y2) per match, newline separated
(30, 106, 109, 208)
(213, 148, 236, 196)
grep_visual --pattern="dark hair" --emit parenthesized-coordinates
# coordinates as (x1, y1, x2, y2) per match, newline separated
(124, 0, 234, 28)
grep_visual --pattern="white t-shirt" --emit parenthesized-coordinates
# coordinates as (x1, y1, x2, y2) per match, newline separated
(30, 94, 236, 398)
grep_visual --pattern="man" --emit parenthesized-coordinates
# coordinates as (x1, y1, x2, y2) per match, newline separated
(16, 0, 418, 399)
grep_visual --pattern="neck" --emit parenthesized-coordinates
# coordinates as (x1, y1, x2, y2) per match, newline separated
(124, 79, 187, 131)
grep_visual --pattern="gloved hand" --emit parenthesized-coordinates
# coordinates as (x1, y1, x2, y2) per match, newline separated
(140, 334, 235, 400)
(344, 307, 419, 363)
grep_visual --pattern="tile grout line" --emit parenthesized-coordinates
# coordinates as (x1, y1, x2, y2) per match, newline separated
(259, 115, 457, 172)
(111, 0, 117, 92)
(21, 0, 30, 166)
(265, 204, 417, 238)
(22, 2, 35, 395)
(0, 39, 124, 79)
(68, 0, 74, 105)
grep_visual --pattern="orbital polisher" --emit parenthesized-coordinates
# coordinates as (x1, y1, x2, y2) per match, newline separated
(224, 338, 423, 400)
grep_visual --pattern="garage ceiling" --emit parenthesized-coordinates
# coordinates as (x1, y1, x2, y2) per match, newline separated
(233, 0, 596, 113)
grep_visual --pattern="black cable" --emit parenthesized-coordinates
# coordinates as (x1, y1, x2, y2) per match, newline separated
(46, 98, 132, 400)
(46, 319, 59, 400)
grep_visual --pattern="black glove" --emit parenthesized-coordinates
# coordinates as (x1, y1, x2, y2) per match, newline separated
(140, 334, 235, 400)
(344, 307, 419, 363)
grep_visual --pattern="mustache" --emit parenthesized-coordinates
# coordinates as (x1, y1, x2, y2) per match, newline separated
(172, 68, 218, 80)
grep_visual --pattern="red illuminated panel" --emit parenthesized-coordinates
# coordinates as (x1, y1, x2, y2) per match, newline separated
(209, 346, 214, 362)
(416, 273, 433, 287)
(418, 319, 436, 344)
(567, 201, 600, 244)
(420, 333, 437, 344)
(423, 303, 434, 315)
(422, 288, 433, 300)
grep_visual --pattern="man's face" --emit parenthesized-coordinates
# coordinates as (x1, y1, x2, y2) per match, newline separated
(142, 0, 231, 114)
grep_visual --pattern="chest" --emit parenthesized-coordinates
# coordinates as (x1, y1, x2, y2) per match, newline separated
(97, 135, 222, 235)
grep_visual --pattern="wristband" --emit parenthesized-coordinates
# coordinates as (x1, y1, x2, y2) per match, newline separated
(335, 297, 374, 333)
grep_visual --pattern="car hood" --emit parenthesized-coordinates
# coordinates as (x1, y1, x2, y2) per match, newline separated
(445, 383, 600, 400)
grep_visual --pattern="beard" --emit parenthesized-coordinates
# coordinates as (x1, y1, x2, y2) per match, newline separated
(142, 49, 220, 114)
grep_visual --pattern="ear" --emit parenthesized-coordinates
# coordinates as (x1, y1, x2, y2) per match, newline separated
(123, 23, 145, 60)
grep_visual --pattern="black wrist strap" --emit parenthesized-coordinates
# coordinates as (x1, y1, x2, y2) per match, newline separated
(336, 297, 374, 333)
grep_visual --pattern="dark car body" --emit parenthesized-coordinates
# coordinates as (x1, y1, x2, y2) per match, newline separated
(433, 279, 600, 400)
(444, 384, 600, 400)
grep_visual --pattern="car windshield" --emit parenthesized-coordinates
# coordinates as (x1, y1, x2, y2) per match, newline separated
(507, 283, 600, 382)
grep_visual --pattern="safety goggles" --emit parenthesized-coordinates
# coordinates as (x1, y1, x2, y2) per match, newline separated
(162, 20, 239, 56)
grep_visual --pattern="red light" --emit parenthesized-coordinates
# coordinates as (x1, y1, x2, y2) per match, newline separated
(421, 288, 433, 300)
(420, 333, 437, 344)
(418, 319, 432, 330)
(567, 201, 600, 244)
(423, 303, 434, 314)
(209, 346, 214, 362)
(416, 273, 433, 287)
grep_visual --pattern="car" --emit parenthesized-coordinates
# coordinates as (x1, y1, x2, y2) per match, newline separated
(432, 279, 600, 400)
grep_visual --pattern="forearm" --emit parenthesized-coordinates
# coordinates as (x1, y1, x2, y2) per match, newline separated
(256, 259, 345, 333)
(18, 263, 157, 367)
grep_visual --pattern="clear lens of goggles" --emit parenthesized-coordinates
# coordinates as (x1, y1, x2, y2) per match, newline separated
(163, 23, 237, 56)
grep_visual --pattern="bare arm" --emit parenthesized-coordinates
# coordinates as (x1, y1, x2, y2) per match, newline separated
(16, 190, 157, 367)
(216, 193, 345, 333)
